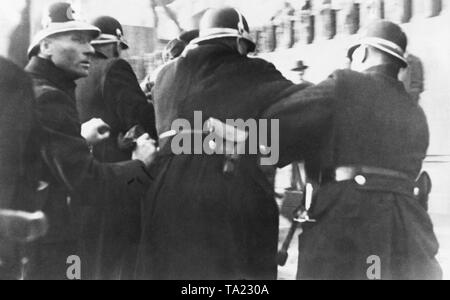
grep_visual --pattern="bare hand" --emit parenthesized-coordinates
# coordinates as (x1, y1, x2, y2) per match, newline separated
(132, 133, 158, 167)
(81, 118, 111, 146)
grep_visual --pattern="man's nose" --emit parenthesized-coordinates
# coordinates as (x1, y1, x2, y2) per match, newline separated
(84, 43, 95, 56)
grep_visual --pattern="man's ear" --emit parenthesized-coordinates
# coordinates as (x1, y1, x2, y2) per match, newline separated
(114, 42, 122, 57)
(236, 38, 249, 56)
(39, 39, 53, 58)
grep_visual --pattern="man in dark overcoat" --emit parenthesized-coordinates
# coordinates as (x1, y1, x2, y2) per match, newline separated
(76, 16, 158, 158)
(265, 21, 442, 280)
(137, 7, 304, 280)
(75, 16, 157, 280)
(24, 2, 157, 280)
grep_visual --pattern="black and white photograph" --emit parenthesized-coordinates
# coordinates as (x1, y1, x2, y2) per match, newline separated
(0, 0, 449, 284)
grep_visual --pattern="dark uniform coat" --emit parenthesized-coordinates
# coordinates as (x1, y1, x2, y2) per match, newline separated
(25, 57, 152, 280)
(0, 57, 40, 279)
(75, 53, 157, 280)
(265, 65, 442, 280)
(76, 52, 158, 161)
(137, 42, 302, 280)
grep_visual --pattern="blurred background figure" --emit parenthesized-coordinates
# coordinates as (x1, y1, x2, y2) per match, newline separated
(271, 1, 296, 22)
(162, 29, 199, 63)
(291, 60, 313, 85)
(0, 56, 47, 280)
(140, 29, 199, 101)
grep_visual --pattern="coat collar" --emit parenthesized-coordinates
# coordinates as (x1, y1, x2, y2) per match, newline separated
(186, 40, 242, 58)
(25, 56, 77, 93)
(364, 64, 400, 80)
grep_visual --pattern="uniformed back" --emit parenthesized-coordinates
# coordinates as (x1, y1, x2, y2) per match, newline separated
(154, 42, 294, 136)
(324, 67, 429, 178)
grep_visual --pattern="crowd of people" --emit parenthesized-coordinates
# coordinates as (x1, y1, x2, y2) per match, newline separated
(0, 2, 443, 280)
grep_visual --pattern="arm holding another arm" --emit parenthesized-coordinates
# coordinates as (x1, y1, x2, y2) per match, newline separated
(103, 59, 158, 140)
(36, 89, 156, 205)
(263, 77, 336, 168)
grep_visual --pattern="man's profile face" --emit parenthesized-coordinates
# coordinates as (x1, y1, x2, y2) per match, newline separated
(43, 32, 95, 79)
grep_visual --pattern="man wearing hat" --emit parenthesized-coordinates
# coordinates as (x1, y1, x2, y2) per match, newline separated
(291, 60, 313, 85)
(24, 2, 157, 280)
(265, 20, 442, 279)
(140, 29, 199, 101)
(75, 15, 158, 280)
(76, 16, 157, 161)
(137, 7, 304, 280)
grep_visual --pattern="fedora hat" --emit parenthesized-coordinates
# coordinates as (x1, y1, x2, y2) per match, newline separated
(292, 60, 309, 72)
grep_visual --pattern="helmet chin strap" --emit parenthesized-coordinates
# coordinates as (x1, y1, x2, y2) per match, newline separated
(235, 8, 246, 36)
(235, 8, 249, 56)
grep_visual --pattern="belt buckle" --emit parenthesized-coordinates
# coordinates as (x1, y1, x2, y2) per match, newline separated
(335, 166, 355, 182)
(294, 208, 316, 223)
(335, 167, 367, 186)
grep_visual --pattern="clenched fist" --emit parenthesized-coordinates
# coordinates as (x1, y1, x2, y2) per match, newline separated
(132, 133, 158, 167)
(81, 118, 111, 146)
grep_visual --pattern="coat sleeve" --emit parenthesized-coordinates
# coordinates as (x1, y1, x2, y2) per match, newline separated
(35, 89, 153, 205)
(263, 75, 337, 167)
(251, 59, 307, 109)
(102, 59, 158, 139)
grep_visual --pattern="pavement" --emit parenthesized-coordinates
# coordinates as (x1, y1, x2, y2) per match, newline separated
(274, 166, 450, 280)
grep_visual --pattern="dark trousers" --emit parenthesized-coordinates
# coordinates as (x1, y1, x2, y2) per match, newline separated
(28, 241, 77, 280)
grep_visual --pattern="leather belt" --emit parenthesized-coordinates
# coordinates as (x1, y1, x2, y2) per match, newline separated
(159, 130, 246, 156)
(330, 166, 420, 197)
(334, 165, 413, 183)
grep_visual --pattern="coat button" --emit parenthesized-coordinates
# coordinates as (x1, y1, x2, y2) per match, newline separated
(355, 175, 367, 186)
(414, 187, 420, 197)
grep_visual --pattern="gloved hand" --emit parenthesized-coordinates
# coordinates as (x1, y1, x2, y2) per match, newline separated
(132, 134, 158, 167)
(81, 118, 111, 146)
